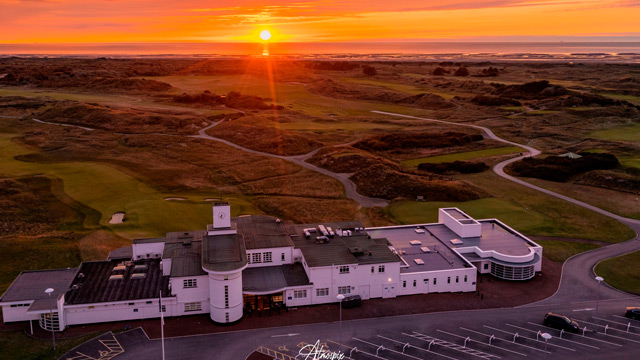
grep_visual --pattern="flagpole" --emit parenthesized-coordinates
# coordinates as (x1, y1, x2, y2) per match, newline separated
(160, 290, 165, 360)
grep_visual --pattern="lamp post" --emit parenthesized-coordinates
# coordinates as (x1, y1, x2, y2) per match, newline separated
(44, 288, 56, 351)
(337, 294, 345, 343)
(595, 276, 603, 329)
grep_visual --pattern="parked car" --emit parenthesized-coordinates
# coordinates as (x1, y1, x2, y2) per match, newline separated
(341, 295, 362, 309)
(625, 307, 640, 320)
(543, 312, 581, 333)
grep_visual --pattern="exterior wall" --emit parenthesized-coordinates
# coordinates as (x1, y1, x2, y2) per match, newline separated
(283, 286, 314, 307)
(208, 270, 243, 323)
(398, 268, 476, 296)
(439, 208, 482, 238)
(0, 301, 34, 322)
(64, 298, 178, 326)
(246, 246, 294, 268)
(161, 259, 172, 276)
(132, 242, 165, 260)
(170, 275, 210, 305)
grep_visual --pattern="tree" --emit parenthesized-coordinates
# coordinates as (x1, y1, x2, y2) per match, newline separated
(454, 67, 469, 77)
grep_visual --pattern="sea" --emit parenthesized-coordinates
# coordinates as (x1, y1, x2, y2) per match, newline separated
(1, 42, 639, 62)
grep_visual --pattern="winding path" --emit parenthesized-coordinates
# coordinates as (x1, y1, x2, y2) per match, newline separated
(372, 110, 640, 303)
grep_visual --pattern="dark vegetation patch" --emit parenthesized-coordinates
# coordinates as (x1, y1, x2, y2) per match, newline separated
(0, 176, 84, 236)
(397, 93, 457, 110)
(472, 95, 521, 107)
(508, 152, 619, 182)
(349, 164, 487, 201)
(418, 161, 489, 174)
(306, 149, 383, 173)
(304, 61, 360, 71)
(574, 170, 640, 195)
(173, 91, 284, 110)
(0, 96, 49, 110)
(35, 102, 203, 134)
(354, 132, 483, 152)
(492, 80, 569, 100)
(207, 119, 322, 156)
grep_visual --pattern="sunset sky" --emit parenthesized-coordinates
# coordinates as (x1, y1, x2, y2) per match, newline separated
(1, 0, 639, 43)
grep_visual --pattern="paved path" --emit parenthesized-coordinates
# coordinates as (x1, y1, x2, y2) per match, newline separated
(372, 110, 640, 303)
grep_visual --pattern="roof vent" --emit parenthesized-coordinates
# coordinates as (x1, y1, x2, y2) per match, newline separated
(131, 273, 146, 279)
(78, 273, 85, 278)
(134, 264, 147, 271)
(109, 274, 124, 281)
(113, 265, 126, 272)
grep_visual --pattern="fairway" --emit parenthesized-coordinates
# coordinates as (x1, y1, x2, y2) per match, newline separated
(589, 122, 640, 142)
(0, 133, 254, 239)
(401, 146, 523, 167)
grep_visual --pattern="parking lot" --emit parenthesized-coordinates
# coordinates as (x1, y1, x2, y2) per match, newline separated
(253, 311, 640, 360)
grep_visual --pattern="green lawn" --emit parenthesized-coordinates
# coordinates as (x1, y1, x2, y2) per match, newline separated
(595, 251, 640, 295)
(0, 331, 104, 360)
(0, 133, 254, 239)
(600, 93, 640, 104)
(402, 146, 523, 167)
(535, 240, 601, 263)
(590, 122, 640, 142)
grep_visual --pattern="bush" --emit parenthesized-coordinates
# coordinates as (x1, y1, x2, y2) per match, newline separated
(454, 67, 469, 76)
(509, 152, 619, 182)
(418, 161, 489, 174)
(433, 67, 448, 76)
(362, 65, 377, 76)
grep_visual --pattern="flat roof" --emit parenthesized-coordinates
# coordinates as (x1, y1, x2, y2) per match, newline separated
(366, 227, 471, 273)
(202, 234, 247, 272)
(292, 222, 400, 268)
(0, 268, 78, 303)
(108, 246, 133, 260)
(65, 259, 170, 305)
(233, 215, 295, 250)
(163, 230, 208, 277)
(442, 220, 537, 256)
(242, 264, 310, 293)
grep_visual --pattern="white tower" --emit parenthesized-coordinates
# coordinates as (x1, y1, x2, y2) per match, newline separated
(212, 202, 231, 229)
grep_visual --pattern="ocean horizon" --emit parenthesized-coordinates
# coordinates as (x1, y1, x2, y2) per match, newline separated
(1, 42, 640, 59)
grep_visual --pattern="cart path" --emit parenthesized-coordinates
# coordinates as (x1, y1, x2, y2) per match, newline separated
(372, 110, 640, 303)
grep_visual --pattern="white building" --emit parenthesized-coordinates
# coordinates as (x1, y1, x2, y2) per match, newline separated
(0, 203, 542, 331)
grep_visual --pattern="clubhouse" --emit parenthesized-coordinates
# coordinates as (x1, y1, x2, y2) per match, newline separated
(0, 202, 542, 331)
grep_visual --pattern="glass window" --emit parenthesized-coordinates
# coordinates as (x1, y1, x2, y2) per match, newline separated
(316, 288, 329, 297)
(263, 252, 273, 263)
(294, 290, 307, 298)
(339, 265, 350, 274)
(378, 265, 385, 273)
(184, 302, 202, 312)
(338, 286, 351, 295)
(252, 253, 262, 263)
(183, 279, 198, 288)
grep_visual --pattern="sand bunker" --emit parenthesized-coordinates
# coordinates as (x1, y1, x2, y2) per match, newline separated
(109, 212, 125, 224)
(204, 198, 220, 201)
(165, 197, 186, 201)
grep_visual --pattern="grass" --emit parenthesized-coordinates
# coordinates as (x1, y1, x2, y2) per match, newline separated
(401, 146, 523, 167)
(535, 240, 601, 263)
(595, 251, 640, 295)
(600, 93, 640, 104)
(500, 106, 525, 112)
(0, 331, 104, 360)
(387, 198, 546, 231)
(589, 122, 640, 142)
(0, 133, 255, 240)
(525, 110, 561, 115)
(340, 77, 427, 95)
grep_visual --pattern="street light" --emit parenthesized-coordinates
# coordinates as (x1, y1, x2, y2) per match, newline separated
(595, 276, 604, 329)
(337, 294, 345, 342)
(44, 288, 56, 351)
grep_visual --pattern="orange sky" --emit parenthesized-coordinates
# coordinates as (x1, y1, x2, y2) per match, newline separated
(1, 0, 639, 43)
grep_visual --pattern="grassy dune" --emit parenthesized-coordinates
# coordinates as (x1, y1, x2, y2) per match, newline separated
(595, 251, 640, 295)
(589, 122, 640, 142)
(401, 146, 523, 167)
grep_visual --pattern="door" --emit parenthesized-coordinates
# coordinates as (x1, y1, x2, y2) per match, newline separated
(382, 284, 397, 298)
(423, 278, 429, 294)
(358, 285, 370, 300)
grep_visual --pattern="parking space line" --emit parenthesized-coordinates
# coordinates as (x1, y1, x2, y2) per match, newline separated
(505, 323, 599, 350)
(613, 315, 640, 324)
(471, 326, 550, 354)
(436, 329, 526, 357)
(590, 317, 640, 333)
(401, 331, 499, 359)
(353, 337, 423, 360)
(482, 325, 575, 352)
(378, 335, 467, 360)
(460, 327, 552, 355)
(348, 338, 390, 359)
(526, 322, 623, 347)
(561, 318, 640, 344)
(325, 339, 356, 360)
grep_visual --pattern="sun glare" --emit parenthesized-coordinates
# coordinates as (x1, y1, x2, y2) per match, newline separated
(260, 30, 272, 41)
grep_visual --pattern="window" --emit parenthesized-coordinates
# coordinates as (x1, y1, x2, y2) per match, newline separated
(184, 302, 202, 312)
(294, 290, 307, 299)
(433, 278, 437, 285)
(133, 309, 139, 313)
(378, 265, 385, 273)
(160, 305, 166, 312)
(146, 301, 153, 304)
(281, 253, 285, 261)
(456, 276, 459, 283)
(224, 285, 229, 309)
(339, 265, 350, 274)
(316, 288, 329, 297)
(225, 313, 229, 323)
(263, 252, 273, 263)
(413, 280, 417, 287)
(423, 279, 429, 284)
(183, 279, 198, 288)
(484, 263, 489, 270)
(338, 286, 351, 295)
(447, 277, 451, 284)
(247, 253, 251, 264)
(403, 281, 407, 288)
(464, 275, 468, 283)
(252, 253, 262, 263)
(371, 266, 375, 274)
(10, 303, 30, 307)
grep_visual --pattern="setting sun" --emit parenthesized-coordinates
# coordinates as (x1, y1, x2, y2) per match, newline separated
(259, 30, 272, 41)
